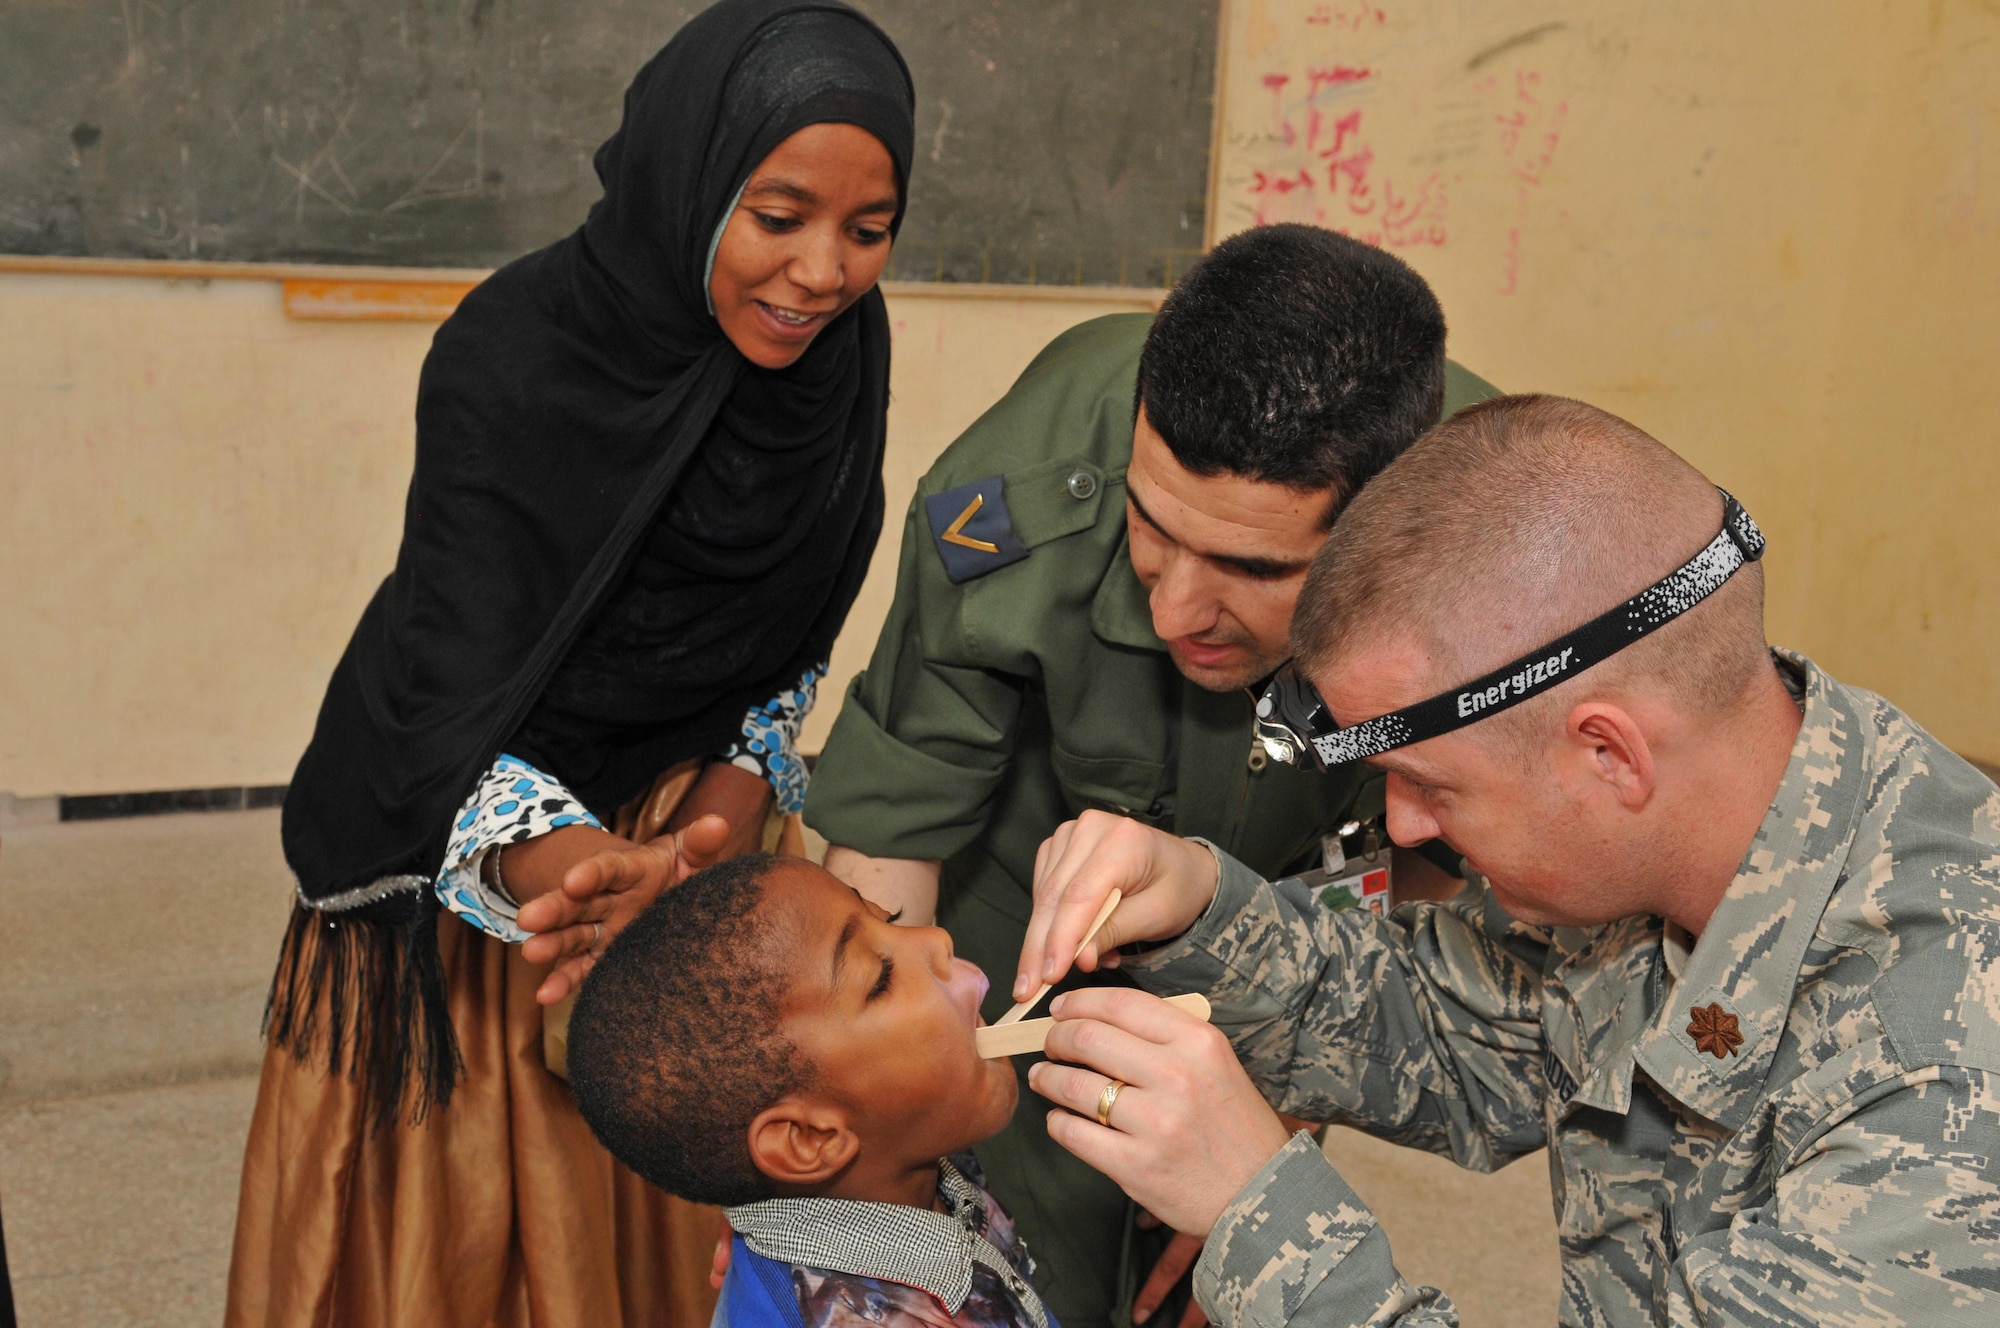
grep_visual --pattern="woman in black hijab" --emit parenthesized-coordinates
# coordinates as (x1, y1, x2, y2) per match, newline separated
(226, 4, 914, 1325)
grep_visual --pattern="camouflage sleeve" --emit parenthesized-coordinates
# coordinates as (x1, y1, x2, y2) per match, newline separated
(1195, 1132, 1457, 1328)
(1668, 1065, 2000, 1324)
(1193, 1075, 2000, 1328)
(1126, 847, 1550, 1170)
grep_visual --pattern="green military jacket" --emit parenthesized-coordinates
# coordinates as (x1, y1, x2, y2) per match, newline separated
(805, 312, 1497, 1328)
(1132, 653, 2000, 1327)
(807, 312, 1496, 947)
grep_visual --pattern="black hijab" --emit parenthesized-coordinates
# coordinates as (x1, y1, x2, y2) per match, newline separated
(273, 0, 914, 1120)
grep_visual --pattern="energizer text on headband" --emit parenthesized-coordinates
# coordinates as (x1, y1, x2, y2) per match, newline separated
(1255, 488, 1766, 773)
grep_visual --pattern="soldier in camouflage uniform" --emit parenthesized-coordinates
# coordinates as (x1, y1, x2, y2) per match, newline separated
(1016, 396, 2000, 1326)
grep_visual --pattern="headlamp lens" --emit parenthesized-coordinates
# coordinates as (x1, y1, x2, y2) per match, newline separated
(1254, 663, 1335, 773)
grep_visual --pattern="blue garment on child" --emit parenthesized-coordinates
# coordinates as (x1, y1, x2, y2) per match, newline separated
(716, 1238, 808, 1328)
(717, 1157, 1055, 1328)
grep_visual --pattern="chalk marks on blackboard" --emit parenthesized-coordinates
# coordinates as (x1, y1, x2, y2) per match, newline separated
(930, 99, 952, 165)
(383, 111, 489, 215)
(259, 103, 489, 226)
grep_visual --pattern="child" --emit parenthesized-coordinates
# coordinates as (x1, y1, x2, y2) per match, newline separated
(568, 854, 1051, 1328)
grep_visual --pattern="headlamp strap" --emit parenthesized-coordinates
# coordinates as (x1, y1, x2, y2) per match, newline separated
(1305, 489, 1765, 767)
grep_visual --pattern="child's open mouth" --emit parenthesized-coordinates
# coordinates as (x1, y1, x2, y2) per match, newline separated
(947, 958, 990, 1030)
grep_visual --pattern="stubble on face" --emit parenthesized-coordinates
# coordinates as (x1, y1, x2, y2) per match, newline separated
(1164, 633, 1294, 694)
(1124, 411, 1329, 694)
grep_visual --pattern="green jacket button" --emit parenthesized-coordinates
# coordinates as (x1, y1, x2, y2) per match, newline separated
(1067, 470, 1098, 500)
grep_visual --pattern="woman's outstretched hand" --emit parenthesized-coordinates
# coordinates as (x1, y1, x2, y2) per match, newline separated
(517, 814, 733, 1004)
(1012, 811, 1224, 1004)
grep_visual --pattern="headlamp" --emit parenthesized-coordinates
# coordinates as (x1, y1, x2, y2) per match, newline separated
(1256, 487, 1765, 773)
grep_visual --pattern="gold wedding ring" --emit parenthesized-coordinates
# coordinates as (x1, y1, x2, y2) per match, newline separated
(1095, 1078, 1125, 1128)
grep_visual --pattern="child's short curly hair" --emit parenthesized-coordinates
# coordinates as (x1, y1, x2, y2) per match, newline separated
(567, 852, 813, 1206)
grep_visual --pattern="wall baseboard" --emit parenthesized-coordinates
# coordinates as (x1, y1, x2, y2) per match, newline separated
(4, 749, 1988, 832)
(61, 785, 289, 821)
(0, 785, 286, 828)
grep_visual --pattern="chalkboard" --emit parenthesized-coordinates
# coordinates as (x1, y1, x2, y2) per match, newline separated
(0, 0, 1215, 287)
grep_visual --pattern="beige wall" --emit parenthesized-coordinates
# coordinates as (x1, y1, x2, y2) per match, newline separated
(1213, 0, 2000, 760)
(0, 268, 1154, 797)
(7, 0, 1997, 794)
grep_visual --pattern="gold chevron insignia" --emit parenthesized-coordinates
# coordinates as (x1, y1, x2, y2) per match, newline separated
(942, 493, 1002, 553)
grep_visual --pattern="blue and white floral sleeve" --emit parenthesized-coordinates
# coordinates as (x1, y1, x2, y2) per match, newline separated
(436, 753, 602, 942)
(436, 666, 822, 942)
(718, 663, 824, 814)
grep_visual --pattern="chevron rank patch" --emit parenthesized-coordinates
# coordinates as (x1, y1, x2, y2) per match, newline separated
(924, 477, 1030, 584)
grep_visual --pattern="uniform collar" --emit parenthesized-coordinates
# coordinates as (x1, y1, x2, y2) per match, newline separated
(725, 1160, 1045, 1327)
(1092, 526, 1168, 653)
(1631, 651, 1869, 1131)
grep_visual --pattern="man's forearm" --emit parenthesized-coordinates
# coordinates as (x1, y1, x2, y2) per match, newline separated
(1127, 850, 1548, 1167)
(1197, 1135, 1455, 1328)
(823, 845, 942, 925)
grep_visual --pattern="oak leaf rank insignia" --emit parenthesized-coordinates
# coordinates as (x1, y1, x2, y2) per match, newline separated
(1686, 1002, 1743, 1059)
(924, 477, 1030, 584)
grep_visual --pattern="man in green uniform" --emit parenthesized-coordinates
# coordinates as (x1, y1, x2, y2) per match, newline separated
(802, 224, 1496, 1328)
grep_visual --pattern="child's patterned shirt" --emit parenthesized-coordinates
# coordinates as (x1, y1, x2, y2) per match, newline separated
(717, 1156, 1054, 1328)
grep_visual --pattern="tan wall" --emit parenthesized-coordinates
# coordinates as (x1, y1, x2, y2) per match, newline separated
(1213, 0, 2000, 761)
(7, 0, 1997, 794)
(0, 270, 1155, 797)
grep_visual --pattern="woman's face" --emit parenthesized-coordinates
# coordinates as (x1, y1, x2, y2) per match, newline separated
(708, 122, 899, 370)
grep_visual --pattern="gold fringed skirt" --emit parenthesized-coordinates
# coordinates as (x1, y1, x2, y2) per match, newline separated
(224, 907, 723, 1328)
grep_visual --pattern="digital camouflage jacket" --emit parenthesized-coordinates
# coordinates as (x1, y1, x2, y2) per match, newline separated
(1129, 652, 2000, 1326)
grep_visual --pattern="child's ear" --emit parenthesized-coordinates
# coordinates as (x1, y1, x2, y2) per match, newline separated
(747, 1096, 860, 1189)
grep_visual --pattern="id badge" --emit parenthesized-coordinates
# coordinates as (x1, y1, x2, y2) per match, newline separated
(1279, 828, 1392, 915)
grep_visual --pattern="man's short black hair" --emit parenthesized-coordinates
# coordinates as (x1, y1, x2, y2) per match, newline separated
(1137, 223, 1447, 501)
(567, 853, 810, 1206)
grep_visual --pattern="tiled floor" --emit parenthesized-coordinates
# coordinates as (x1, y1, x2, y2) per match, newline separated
(0, 807, 293, 1326)
(1322, 1125, 1559, 1324)
(0, 810, 295, 1103)
(0, 809, 1559, 1327)
(2, 1077, 257, 1326)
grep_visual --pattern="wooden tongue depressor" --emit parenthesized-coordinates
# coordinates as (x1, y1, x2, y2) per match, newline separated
(975, 992, 1212, 1059)
(991, 889, 1123, 1027)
